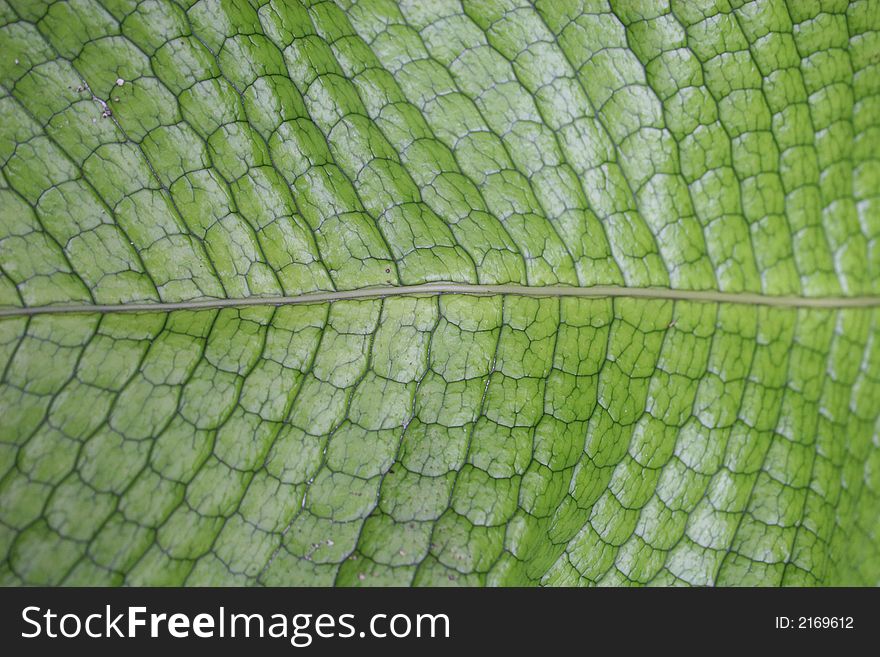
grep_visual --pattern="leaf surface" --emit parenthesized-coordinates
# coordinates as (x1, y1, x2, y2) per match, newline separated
(0, 0, 878, 586)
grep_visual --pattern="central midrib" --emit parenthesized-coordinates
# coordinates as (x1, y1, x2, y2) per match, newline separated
(1, 283, 879, 317)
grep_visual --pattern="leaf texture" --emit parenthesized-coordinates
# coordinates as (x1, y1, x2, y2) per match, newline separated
(0, 0, 878, 586)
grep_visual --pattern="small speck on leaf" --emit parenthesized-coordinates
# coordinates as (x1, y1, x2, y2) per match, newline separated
(115, 78, 125, 86)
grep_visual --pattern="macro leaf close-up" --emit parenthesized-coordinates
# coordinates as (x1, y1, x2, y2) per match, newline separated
(0, 0, 878, 588)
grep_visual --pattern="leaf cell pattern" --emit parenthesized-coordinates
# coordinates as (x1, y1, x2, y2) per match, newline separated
(0, 0, 878, 586)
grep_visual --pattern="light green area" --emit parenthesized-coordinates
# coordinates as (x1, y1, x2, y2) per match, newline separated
(0, 0, 878, 586)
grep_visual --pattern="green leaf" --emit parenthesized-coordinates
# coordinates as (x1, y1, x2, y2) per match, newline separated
(0, 0, 878, 586)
